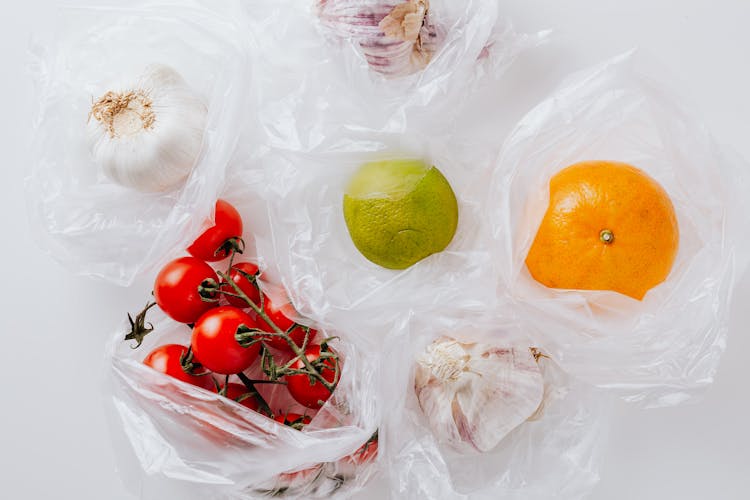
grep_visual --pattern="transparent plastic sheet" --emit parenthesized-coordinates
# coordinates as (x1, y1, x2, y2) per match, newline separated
(107, 303, 396, 499)
(236, 137, 497, 331)
(245, 0, 545, 142)
(313, 0, 545, 106)
(26, 0, 251, 285)
(383, 313, 609, 500)
(233, 0, 545, 329)
(488, 53, 750, 408)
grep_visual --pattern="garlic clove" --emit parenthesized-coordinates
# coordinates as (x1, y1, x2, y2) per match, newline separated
(316, 0, 440, 78)
(87, 64, 207, 193)
(415, 336, 544, 453)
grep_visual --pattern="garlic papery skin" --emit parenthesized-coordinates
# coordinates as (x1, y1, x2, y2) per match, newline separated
(87, 64, 207, 193)
(316, 0, 441, 78)
(414, 336, 544, 453)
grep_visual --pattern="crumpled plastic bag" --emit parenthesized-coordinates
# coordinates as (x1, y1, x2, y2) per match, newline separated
(27, 0, 251, 285)
(107, 304, 396, 499)
(233, 0, 545, 330)
(487, 53, 750, 408)
(383, 312, 609, 500)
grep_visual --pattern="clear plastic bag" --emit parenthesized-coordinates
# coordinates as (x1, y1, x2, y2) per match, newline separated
(383, 313, 609, 500)
(234, 134, 499, 330)
(27, 0, 252, 285)
(233, 0, 545, 329)
(244, 0, 544, 145)
(311, 0, 544, 107)
(488, 53, 750, 408)
(107, 306, 391, 499)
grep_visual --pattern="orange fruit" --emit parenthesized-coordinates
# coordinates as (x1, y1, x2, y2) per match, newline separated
(525, 161, 679, 300)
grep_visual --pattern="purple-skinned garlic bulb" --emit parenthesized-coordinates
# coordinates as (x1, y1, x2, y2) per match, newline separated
(316, 0, 441, 77)
(414, 336, 544, 453)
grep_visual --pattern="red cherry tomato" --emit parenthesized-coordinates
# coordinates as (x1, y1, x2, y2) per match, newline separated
(274, 412, 311, 429)
(188, 200, 244, 262)
(256, 294, 316, 352)
(143, 344, 215, 390)
(216, 383, 260, 411)
(154, 257, 218, 323)
(286, 345, 338, 409)
(191, 306, 261, 375)
(222, 262, 261, 308)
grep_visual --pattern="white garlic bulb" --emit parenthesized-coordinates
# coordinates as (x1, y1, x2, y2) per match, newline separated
(316, 0, 441, 78)
(414, 336, 544, 453)
(87, 64, 207, 193)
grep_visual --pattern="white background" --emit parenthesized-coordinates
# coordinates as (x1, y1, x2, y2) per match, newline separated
(1, 1, 749, 499)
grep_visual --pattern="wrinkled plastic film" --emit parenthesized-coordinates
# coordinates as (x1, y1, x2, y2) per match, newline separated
(488, 53, 750, 407)
(238, 138, 498, 331)
(235, 0, 544, 330)
(383, 313, 609, 500)
(27, 0, 252, 285)
(107, 306, 388, 499)
(245, 0, 540, 144)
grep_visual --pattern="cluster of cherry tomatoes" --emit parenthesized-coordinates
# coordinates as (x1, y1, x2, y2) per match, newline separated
(130, 200, 340, 427)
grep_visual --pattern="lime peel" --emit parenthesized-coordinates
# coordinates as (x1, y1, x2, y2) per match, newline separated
(343, 159, 458, 270)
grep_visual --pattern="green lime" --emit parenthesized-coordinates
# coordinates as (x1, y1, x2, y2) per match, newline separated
(343, 159, 459, 270)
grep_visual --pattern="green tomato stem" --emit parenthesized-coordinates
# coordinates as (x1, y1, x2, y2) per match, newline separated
(216, 270, 338, 393)
(236, 372, 274, 418)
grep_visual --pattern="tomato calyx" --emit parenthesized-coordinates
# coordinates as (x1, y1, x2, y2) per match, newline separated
(179, 347, 211, 377)
(215, 236, 246, 260)
(187, 200, 244, 262)
(235, 324, 268, 349)
(197, 278, 221, 303)
(124, 301, 157, 348)
(284, 415, 309, 431)
(288, 420, 306, 431)
(154, 257, 219, 323)
(275, 412, 312, 431)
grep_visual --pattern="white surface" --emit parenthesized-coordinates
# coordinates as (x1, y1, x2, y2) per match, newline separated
(1, 1, 749, 499)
